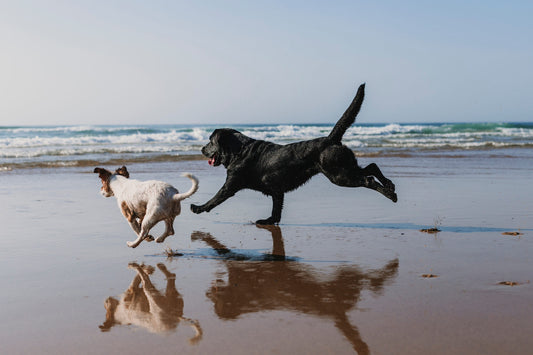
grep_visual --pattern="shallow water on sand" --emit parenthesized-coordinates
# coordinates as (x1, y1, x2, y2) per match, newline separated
(1, 156, 532, 354)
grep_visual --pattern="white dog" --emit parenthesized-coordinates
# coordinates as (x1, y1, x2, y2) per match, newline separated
(94, 166, 198, 248)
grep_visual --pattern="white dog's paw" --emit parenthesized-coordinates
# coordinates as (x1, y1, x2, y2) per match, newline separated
(126, 241, 137, 248)
(155, 236, 166, 243)
(144, 235, 155, 242)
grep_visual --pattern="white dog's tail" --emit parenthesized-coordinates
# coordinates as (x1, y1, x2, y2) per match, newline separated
(174, 173, 199, 201)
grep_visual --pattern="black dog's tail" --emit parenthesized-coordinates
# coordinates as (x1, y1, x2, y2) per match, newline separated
(328, 83, 365, 143)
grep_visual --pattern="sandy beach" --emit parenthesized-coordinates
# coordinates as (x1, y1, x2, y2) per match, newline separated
(1, 155, 532, 354)
(2, 0, 532, 351)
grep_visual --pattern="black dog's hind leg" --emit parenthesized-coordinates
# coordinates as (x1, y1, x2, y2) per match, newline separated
(256, 193, 284, 225)
(320, 146, 397, 202)
(360, 174, 398, 202)
(329, 169, 397, 202)
(361, 163, 396, 192)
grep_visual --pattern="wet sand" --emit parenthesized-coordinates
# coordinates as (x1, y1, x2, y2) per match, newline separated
(1, 156, 532, 354)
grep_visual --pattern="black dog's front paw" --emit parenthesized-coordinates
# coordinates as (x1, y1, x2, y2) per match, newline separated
(256, 217, 279, 225)
(190, 204, 204, 214)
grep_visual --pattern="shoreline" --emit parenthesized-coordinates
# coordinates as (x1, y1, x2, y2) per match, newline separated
(2, 145, 532, 173)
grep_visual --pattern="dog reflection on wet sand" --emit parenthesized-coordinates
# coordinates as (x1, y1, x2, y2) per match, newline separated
(193, 226, 399, 355)
(99, 263, 202, 344)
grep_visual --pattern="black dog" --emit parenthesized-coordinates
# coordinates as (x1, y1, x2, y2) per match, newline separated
(191, 84, 397, 225)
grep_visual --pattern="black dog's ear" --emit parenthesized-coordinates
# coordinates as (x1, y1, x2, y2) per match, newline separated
(115, 166, 129, 178)
(218, 130, 245, 154)
(94, 167, 111, 180)
(210, 129, 223, 146)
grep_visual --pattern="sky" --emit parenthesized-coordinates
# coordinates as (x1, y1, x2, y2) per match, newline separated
(1, 1, 532, 126)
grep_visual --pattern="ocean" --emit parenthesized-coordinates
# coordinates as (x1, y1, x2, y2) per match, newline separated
(1, 122, 532, 171)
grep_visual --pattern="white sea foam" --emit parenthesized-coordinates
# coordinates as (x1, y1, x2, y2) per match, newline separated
(1, 123, 532, 169)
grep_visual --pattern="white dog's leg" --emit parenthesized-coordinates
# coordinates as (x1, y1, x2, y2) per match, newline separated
(121, 201, 147, 245)
(155, 219, 175, 243)
(127, 216, 158, 248)
(124, 221, 154, 245)
(127, 219, 141, 235)
(126, 236, 144, 248)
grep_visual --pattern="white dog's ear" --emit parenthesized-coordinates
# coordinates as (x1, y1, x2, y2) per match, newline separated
(115, 166, 129, 178)
(94, 167, 111, 180)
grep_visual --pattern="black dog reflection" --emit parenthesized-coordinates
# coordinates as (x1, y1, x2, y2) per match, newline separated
(99, 263, 202, 344)
(194, 226, 399, 355)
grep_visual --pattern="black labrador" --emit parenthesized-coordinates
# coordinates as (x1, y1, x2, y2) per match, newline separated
(191, 84, 397, 224)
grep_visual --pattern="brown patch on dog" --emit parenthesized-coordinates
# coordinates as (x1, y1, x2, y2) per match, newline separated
(121, 201, 135, 223)
(115, 166, 129, 178)
(94, 167, 111, 179)
(94, 167, 113, 196)
(101, 180, 112, 195)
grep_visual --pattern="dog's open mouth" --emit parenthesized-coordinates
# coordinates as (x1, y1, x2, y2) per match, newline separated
(208, 153, 217, 166)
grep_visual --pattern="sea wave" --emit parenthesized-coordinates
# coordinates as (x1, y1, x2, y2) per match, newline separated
(1, 123, 532, 170)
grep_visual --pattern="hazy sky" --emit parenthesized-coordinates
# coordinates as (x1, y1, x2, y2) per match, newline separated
(1, 1, 532, 125)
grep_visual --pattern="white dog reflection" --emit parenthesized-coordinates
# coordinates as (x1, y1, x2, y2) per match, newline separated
(100, 263, 202, 344)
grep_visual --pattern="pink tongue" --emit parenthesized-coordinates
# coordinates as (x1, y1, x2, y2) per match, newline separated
(208, 157, 215, 166)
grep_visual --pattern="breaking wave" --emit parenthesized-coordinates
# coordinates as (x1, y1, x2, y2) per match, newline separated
(1, 122, 532, 170)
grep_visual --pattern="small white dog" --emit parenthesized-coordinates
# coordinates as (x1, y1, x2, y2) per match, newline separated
(94, 166, 198, 248)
